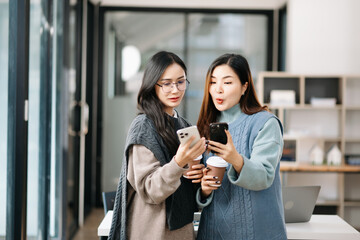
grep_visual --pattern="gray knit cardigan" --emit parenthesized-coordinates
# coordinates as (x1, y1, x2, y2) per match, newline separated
(108, 113, 198, 239)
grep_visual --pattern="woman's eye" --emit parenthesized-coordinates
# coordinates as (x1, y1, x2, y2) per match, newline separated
(224, 82, 232, 84)
(162, 82, 171, 86)
(177, 80, 185, 84)
(210, 81, 216, 84)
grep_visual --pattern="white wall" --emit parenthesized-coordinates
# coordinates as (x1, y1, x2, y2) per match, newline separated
(287, 0, 360, 74)
(286, 0, 360, 227)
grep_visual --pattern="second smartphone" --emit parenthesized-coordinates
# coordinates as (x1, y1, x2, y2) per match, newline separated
(209, 122, 229, 145)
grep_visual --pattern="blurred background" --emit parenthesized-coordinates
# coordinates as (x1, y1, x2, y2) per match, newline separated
(1, 0, 360, 239)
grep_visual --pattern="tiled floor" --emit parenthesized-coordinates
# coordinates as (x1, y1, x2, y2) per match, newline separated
(73, 208, 105, 240)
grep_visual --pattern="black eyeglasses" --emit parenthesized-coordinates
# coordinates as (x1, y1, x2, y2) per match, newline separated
(156, 79, 190, 93)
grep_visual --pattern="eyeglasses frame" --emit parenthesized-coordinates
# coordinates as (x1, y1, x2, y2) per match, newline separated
(156, 79, 190, 93)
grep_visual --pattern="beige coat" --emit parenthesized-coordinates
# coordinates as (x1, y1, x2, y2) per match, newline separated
(126, 144, 195, 240)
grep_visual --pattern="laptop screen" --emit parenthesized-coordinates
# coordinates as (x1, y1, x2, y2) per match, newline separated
(282, 185, 321, 223)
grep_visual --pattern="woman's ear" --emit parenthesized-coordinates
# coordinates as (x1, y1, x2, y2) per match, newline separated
(242, 82, 248, 95)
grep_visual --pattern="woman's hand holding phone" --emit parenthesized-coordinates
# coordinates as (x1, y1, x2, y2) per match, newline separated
(175, 135, 206, 168)
(207, 130, 244, 173)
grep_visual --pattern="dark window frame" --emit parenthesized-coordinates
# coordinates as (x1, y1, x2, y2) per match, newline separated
(7, 0, 30, 239)
(278, 5, 287, 71)
(7, 0, 69, 239)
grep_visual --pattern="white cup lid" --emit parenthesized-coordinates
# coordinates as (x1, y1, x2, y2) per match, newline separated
(206, 156, 228, 168)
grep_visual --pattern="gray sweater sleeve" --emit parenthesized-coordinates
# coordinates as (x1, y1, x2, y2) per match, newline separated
(127, 144, 187, 204)
(227, 118, 283, 190)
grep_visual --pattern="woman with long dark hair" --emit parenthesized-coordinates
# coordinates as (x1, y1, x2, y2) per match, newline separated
(196, 53, 287, 240)
(108, 51, 206, 240)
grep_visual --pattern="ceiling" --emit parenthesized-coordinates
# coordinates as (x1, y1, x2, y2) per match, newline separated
(95, 0, 287, 10)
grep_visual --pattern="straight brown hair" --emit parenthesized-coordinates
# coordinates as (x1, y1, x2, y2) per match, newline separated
(197, 53, 267, 139)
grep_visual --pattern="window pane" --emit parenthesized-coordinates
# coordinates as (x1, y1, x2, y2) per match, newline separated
(186, 13, 268, 124)
(0, 1, 9, 239)
(49, 0, 65, 236)
(66, 2, 79, 235)
(27, 0, 42, 237)
(102, 11, 185, 191)
(27, 0, 65, 238)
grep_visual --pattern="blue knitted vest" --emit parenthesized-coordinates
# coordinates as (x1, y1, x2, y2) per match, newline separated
(197, 111, 287, 240)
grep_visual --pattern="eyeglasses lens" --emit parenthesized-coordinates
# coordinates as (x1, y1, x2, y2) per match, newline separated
(162, 81, 187, 93)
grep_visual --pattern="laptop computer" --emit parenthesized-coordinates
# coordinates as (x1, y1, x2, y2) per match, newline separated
(282, 185, 321, 223)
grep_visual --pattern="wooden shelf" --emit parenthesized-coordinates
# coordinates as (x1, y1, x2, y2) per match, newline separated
(280, 162, 360, 172)
(283, 136, 342, 141)
(344, 201, 360, 207)
(267, 104, 342, 110)
(344, 106, 360, 110)
(316, 199, 340, 206)
(344, 138, 360, 142)
(259, 72, 360, 224)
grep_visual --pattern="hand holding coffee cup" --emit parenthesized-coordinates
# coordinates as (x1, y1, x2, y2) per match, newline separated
(183, 155, 203, 180)
(206, 156, 228, 187)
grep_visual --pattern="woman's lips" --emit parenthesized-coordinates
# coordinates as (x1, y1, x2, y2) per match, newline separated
(169, 97, 180, 102)
(216, 98, 223, 104)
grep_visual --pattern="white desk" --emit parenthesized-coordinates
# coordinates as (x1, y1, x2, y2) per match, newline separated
(286, 215, 360, 240)
(98, 211, 360, 239)
(98, 210, 113, 237)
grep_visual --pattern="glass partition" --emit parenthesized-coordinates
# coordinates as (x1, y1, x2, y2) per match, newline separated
(102, 11, 186, 191)
(27, 1, 41, 237)
(27, 0, 65, 238)
(186, 13, 268, 124)
(0, 1, 9, 238)
(101, 10, 270, 193)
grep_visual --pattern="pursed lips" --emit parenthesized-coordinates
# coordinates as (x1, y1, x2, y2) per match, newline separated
(216, 98, 224, 104)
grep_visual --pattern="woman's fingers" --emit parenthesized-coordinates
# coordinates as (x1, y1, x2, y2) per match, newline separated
(201, 172, 219, 190)
(202, 175, 218, 184)
(192, 179, 201, 183)
(176, 137, 206, 167)
(207, 140, 223, 148)
(207, 144, 223, 154)
(201, 182, 219, 191)
(187, 137, 206, 157)
(191, 164, 204, 169)
(225, 129, 233, 142)
(202, 167, 211, 174)
(183, 135, 196, 148)
(186, 171, 203, 179)
(193, 137, 206, 154)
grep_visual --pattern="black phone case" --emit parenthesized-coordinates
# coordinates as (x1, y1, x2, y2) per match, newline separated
(209, 122, 229, 145)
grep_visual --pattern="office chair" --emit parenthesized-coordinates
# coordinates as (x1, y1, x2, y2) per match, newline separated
(102, 191, 116, 215)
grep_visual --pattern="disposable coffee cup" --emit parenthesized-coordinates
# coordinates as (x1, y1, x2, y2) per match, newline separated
(206, 156, 228, 187)
(183, 155, 202, 178)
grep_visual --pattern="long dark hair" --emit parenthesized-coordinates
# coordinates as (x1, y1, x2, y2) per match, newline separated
(197, 53, 267, 139)
(137, 51, 187, 156)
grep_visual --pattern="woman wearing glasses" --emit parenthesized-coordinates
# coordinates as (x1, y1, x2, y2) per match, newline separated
(108, 51, 206, 240)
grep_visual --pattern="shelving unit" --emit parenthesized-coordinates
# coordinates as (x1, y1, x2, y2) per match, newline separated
(257, 72, 360, 229)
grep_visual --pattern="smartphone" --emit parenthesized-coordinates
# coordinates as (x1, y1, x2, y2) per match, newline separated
(210, 122, 229, 145)
(177, 126, 201, 148)
(209, 122, 229, 154)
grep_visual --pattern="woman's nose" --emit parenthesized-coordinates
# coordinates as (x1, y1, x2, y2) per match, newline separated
(215, 83, 223, 93)
(171, 83, 180, 93)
